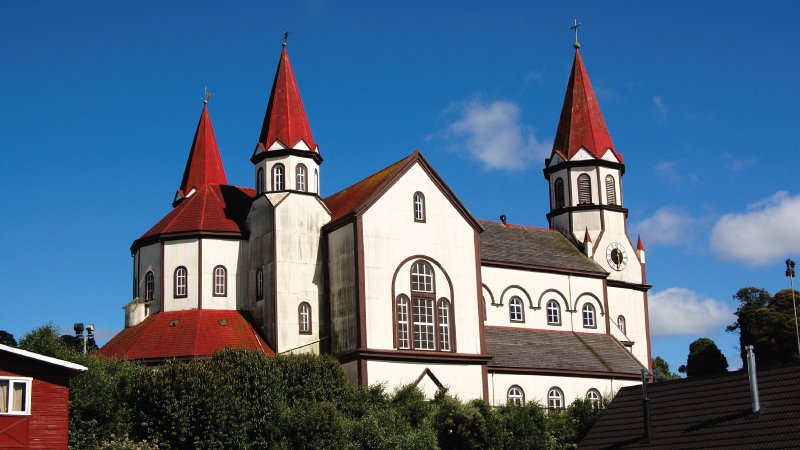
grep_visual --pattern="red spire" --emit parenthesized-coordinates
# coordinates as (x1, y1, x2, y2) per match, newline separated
(552, 49, 619, 161)
(256, 45, 318, 154)
(177, 103, 228, 200)
(637, 235, 645, 251)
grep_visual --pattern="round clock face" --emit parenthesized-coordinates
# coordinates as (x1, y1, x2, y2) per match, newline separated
(606, 242, 628, 271)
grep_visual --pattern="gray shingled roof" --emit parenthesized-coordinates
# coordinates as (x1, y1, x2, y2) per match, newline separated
(485, 327, 644, 376)
(478, 220, 606, 274)
(580, 364, 800, 449)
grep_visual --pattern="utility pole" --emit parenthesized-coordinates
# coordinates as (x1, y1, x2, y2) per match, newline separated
(786, 259, 800, 360)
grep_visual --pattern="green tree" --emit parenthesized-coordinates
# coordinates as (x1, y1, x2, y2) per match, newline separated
(678, 338, 728, 378)
(651, 356, 680, 382)
(0, 330, 17, 347)
(727, 287, 800, 367)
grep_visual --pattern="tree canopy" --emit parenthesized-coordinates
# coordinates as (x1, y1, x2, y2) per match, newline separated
(0, 330, 17, 347)
(651, 356, 679, 382)
(727, 287, 800, 367)
(678, 338, 728, 378)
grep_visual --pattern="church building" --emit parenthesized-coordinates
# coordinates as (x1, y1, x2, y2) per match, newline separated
(99, 40, 651, 407)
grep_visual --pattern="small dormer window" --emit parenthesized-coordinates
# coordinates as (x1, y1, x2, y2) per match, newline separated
(272, 164, 285, 191)
(606, 175, 617, 205)
(414, 192, 426, 222)
(578, 174, 592, 204)
(296, 164, 307, 192)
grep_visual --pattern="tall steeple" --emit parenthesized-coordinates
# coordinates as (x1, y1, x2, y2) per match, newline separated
(552, 49, 620, 162)
(176, 102, 228, 204)
(254, 43, 318, 155)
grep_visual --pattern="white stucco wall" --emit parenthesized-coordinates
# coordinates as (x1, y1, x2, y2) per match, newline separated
(607, 286, 649, 366)
(201, 239, 240, 310)
(163, 239, 199, 311)
(488, 372, 639, 407)
(361, 162, 482, 354)
(327, 223, 358, 354)
(368, 360, 485, 401)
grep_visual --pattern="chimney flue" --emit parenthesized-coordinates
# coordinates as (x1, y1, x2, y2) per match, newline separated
(641, 368, 652, 441)
(746, 345, 760, 415)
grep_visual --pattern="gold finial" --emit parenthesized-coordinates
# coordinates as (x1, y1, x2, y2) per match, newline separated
(283, 31, 291, 46)
(571, 19, 581, 49)
(203, 86, 213, 104)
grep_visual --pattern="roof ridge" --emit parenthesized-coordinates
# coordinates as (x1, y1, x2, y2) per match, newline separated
(478, 219, 555, 232)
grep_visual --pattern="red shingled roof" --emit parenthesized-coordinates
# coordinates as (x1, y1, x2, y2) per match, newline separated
(98, 310, 274, 361)
(134, 184, 254, 248)
(552, 49, 621, 161)
(256, 45, 318, 154)
(177, 103, 228, 200)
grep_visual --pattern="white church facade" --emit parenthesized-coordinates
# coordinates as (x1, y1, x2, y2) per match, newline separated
(100, 42, 651, 407)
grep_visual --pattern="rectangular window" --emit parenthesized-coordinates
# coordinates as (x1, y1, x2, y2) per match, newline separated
(438, 301, 451, 351)
(413, 297, 435, 350)
(411, 264, 433, 293)
(0, 378, 31, 415)
(397, 300, 410, 349)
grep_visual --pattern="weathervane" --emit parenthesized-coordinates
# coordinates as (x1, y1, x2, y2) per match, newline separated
(571, 19, 581, 49)
(203, 86, 213, 104)
(283, 31, 291, 46)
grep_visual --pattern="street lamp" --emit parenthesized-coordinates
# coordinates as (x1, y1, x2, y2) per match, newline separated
(785, 259, 800, 360)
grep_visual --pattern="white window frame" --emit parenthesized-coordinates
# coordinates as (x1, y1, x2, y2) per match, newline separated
(299, 302, 311, 334)
(213, 266, 227, 296)
(411, 261, 434, 293)
(583, 303, 596, 328)
(272, 164, 285, 191)
(396, 296, 410, 349)
(586, 389, 601, 409)
(296, 164, 307, 192)
(617, 315, 626, 335)
(438, 299, 451, 351)
(546, 300, 561, 325)
(144, 271, 155, 301)
(548, 387, 564, 409)
(507, 385, 525, 405)
(509, 296, 524, 322)
(412, 297, 436, 351)
(0, 377, 32, 416)
(414, 192, 425, 222)
(174, 266, 187, 298)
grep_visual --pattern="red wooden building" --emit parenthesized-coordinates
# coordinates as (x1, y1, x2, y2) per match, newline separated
(0, 344, 87, 449)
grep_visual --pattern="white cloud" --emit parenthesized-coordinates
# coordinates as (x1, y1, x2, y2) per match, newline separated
(711, 191, 800, 266)
(653, 95, 667, 115)
(649, 288, 734, 338)
(636, 207, 696, 246)
(654, 161, 698, 185)
(447, 99, 550, 170)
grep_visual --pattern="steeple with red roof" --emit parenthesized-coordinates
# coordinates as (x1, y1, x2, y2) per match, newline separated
(551, 48, 620, 162)
(175, 101, 228, 204)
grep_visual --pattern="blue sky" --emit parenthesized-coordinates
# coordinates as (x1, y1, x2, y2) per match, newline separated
(2, 1, 800, 374)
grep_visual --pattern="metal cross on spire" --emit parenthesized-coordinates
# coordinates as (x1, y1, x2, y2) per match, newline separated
(571, 19, 582, 49)
(283, 31, 291, 46)
(203, 86, 213, 104)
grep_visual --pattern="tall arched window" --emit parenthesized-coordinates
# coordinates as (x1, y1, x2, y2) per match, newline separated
(605, 175, 617, 205)
(618, 315, 626, 335)
(548, 387, 564, 409)
(509, 296, 524, 322)
(272, 164, 285, 191)
(577, 174, 592, 204)
(411, 261, 435, 350)
(296, 164, 307, 192)
(546, 300, 561, 325)
(396, 295, 410, 349)
(438, 298, 451, 351)
(174, 266, 187, 298)
(213, 265, 227, 296)
(256, 167, 265, 194)
(583, 303, 596, 328)
(144, 271, 154, 301)
(413, 192, 426, 222)
(586, 389, 601, 409)
(299, 302, 311, 334)
(554, 178, 565, 209)
(507, 385, 525, 405)
(256, 269, 264, 301)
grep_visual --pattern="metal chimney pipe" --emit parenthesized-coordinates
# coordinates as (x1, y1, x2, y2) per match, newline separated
(641, 368, 652, 440)
(746, 345, 760, 414)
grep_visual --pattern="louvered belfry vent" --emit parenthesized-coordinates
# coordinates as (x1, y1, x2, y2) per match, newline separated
(554, 178, 565, 208)
(578, 174, 592, 204)
(606, 175, 616, 205)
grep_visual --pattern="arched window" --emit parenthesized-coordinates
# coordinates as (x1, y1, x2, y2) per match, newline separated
(413, 192, 426, 222)
(546, 300, 561, 325)
(507, 385, 525, 405)
(296, 164, 307, 192)
(256, 269, 264, 301)
(438, 298, 452, 351)
(554, 178, 565, 209)
(509, 296, 524, 322)
(174, 266, 187, 298)
(586, 389, 601, 409)
(605, 175, 616, 205)
(396, 295, 410, 349)
(410, 261, 435, 350)
(299, 302, 311, 334)
(548, 387, 564, 409)
(617, 315, 626, 335)
(272, 164, 285, 191)
(583, 303, 596, 328)
(577, 174, 592, 204)
(213, 265, 227, 296)
(144, 271, 154, 301)
(256, 167, 265, 194)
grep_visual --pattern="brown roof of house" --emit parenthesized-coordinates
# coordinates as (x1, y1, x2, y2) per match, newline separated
(485, 327, 644, 377)
(579, 364, 800, 449)
(478, 220, 607, 275)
